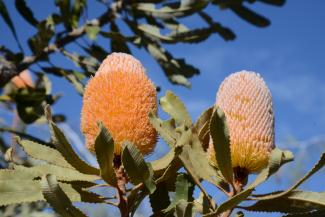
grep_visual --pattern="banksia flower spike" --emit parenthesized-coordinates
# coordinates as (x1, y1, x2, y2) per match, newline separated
(208, 71, 275, 173)
(11, 70, 34, 88)
(81, 53, 158, 156)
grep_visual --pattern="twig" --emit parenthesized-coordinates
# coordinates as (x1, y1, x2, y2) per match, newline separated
(2, 7, 116, 85)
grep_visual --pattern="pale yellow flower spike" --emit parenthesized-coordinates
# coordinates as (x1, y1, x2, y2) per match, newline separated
(81, 53, 158, 156)
(209, 71, 275, 173)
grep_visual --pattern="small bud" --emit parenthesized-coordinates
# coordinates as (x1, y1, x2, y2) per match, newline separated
(208, 71, 275, 173)
(81, 53, 157, 155)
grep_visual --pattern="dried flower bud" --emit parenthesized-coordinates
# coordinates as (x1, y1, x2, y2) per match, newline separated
(208, 71, 275, 173)
(81, 53, 157, 155)
(11, 70, 34, 88)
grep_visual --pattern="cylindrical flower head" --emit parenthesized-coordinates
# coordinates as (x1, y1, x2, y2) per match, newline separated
(81, 53, 157, 155)
(208, 71, 275, 173)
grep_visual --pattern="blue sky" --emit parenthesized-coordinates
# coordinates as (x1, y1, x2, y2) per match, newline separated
(1, 0, 325, 216)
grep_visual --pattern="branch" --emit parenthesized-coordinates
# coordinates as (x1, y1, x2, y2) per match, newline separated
(1, 8, 116, 86)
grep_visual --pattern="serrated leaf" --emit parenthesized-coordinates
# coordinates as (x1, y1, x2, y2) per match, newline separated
(14, 164, 98, 182)
(41, 174, 88, 217)
(122, 142, 156, 193)
(0, 179, 43, 206)
(151, 147, 177, 176)
(0, 171, 91, 206)
(178, 127, 229, 193)
(209, 107, 233, 183)
(15, 0, 38, 26)
(160, 91, 192, 126)
(204, 148, 293, 216)
(149, 182, 171, 216)
(149, 112, 178, 147)
(165, 173, 195, 213)
(282, 210, 325, 217)
(243, 191, 325, 213)
(94, 123, 117, 186)
(252, 152, 324, 200)
(18, 139, 73, 169)
(195, 106, 213, 150)
(47, 119, 99, 175)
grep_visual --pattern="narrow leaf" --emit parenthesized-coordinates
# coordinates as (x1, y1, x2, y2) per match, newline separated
(41, 174, 88, 217)
(243, 191, 325, 213)
(122, 142, 156, 193)
(165, 173, 195, 213)
(149, 112, 178, 147)
(18, 139, 73, 169)
(209, 107, 233, 183)
(94, 123, 117, 186)
(230, 5, 270, 27)
(48, 119, 99, 175)
(0, 0, 22, 50)
(160, 91, 192, 126)
(15, 0, 38, 26)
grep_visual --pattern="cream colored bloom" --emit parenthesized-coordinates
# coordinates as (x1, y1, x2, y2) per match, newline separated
(81, 53, 157, 155)
(209, 71, 275, 173)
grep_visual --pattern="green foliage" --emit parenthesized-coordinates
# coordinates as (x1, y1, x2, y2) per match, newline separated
(1, 1, 324, 216)
(0, 0, 285, 90)
(0, 91, 324, 217)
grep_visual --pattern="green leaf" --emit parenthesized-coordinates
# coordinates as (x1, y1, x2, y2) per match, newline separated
(243, 191, 325, 213)
(230, 5, 270, 27)
(149, 112, 178, 147)
(48, 119, 99, 175)
(252, 152, 324, 200)
(151, 147, 177, 176)
(15, 0, 38, 26)
(209, 107, 233, 183)
(14, 164, 98, 182)
(176, 199, 194, 217)
(0, 179, 43, 206)
(195, 106, 213, 150)
(282, 210, 325, 217)
(165, 173, 195, 213)
(71, 0, 86, 28)
(133, 1, 208, 19)
(41, 174, 88, 217)
(0, 0, 23, 51)
(110, 21, 131, 53)
(122, 142, 156, 194)
(85, 23, 100, 40)
(18, 139, 74, 169)
(55, 0, 72, 30)
(160, 91, 192, 126)
(42, 67, 85, 95)
(204, 148, 293, 216)
(28, 15, 55, 55)
(149, 182, 171, 216)
(0, 170, 93, 206)
(94, 123, 117, 186)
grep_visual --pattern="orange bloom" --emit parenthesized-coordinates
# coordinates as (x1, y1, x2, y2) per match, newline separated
(209, 71, 275, 173)
(81, 53, 157, 155)
(11, 70, 34, 88)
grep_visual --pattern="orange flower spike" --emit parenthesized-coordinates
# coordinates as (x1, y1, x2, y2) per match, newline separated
(209, 71, 275, 173)
(81, 53, 158, 155)
(11, 70, 34, 88)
